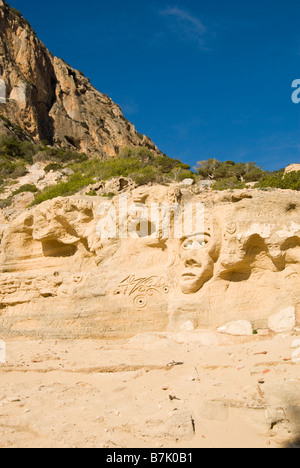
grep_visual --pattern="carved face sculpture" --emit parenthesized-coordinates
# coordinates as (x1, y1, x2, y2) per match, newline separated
(179, 218, 221, 294)
(265, 234, 285, 262)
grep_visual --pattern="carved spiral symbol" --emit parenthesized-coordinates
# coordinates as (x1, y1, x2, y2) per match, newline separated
(134, 295, 147, 309)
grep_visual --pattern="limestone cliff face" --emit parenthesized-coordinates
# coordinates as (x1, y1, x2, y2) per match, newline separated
(0, 1, 160, 156)
(0, 186, 299, 339)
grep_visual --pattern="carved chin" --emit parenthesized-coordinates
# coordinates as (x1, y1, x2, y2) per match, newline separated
(179, 269, 213, 294)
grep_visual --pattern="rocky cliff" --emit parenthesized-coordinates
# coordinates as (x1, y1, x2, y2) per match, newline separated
(0, 2, 299, 342)
(0, 185, 299, 339)
(0, 1, 160, 157)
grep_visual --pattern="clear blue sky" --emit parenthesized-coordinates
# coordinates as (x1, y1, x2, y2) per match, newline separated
(8, 0, 300, 170)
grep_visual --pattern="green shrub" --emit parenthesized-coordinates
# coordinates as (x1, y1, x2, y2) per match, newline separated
(18, 141, 37, 163)
(212, 177, 246, 191)
(101, 193, 115, 199)
(0, 136, 36, 164)
(0, 197, 13, 209)
(30, 173, 94, 206)
(174, 169, 195, 182)
(71, 155, 142, 181)
(0, 115, 11, 126)
(119, 147, 155, 164)
(0, 158, 27, 179)
(29, 145, 197, 205)
(0, 116, 31, 140)
(285, 202, 297, 212)
(155, 155, 191, 175)
(195, 159, 264, 182)
(195, 159, 221, 179)
(12, 184, 38, 196)
(44, 162, 63, 173)
(40, 147, 88, 164)
(86, 189, 97, 196)
(11, 162, 28, 179)
(129, 166, 158, 185)
(258, 171, 300, 191)
(0, 184, 38, 209)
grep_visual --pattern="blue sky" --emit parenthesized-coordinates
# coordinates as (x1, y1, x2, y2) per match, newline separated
(8, 0, 300, 170)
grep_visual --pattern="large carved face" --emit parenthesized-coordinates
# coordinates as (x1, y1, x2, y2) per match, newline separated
(179, 217, 221, 294)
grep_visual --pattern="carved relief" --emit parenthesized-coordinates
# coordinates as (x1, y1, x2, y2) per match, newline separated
(0, 273, 63, 303)
(178, 213, 221, 294)
(0, 188, 300, 338)
(114, 275, 170, 309)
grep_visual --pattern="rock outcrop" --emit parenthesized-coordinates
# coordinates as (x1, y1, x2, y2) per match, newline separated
(0, 3, 300, 341)
(0, 187, 299, 339)
(0, 2, 160, 157)
(285, 164, 300, 174)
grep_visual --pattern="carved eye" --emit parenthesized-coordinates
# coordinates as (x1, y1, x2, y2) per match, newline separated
(183, 239, 207, 250)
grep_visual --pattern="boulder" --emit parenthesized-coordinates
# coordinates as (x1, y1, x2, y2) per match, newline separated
(263, 381, 300, 439)
(268, 307, 296, 333)
(180, 321, 195, 332)
(292, 348, 300, 364)
(180, 178, 194, 187)
(217, 320, 253, 336)
(285, 164, 300, 174)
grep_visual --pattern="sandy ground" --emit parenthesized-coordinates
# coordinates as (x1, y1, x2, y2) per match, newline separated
(0, 329, 300, 449)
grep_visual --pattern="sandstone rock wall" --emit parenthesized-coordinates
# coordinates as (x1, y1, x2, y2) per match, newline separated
(0, 188, 299, 339)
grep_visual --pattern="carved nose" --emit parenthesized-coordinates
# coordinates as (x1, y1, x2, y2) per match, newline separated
(185, 257, 202, 268)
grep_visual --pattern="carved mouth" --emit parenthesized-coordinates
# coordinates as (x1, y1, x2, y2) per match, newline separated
(181, 271, 198, 278)
(270, 251, 282, 259)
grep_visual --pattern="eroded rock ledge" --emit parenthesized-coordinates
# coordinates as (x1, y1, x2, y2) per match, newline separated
(0, 187, 299, 339)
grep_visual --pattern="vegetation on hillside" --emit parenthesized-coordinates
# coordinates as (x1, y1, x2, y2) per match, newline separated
(257, 170, 300, 191)
(0, 132, 89, 197)
(30, 147, 195, 205)
(0, 131, 300, 208)
(195, 158, 300, 191)
(195, 158, 265, 190)
(0, 133, 195, 205)
(195, 158, 265, 182)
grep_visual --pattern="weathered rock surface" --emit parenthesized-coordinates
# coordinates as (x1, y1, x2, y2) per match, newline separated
(268, 307, 296, 333)
(285, 164, 300, 174)
(0, 187, 299, 339)
(217, 320, 253, 336)
(0, 2, 160, 157)
(263, 381, 300, 441)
